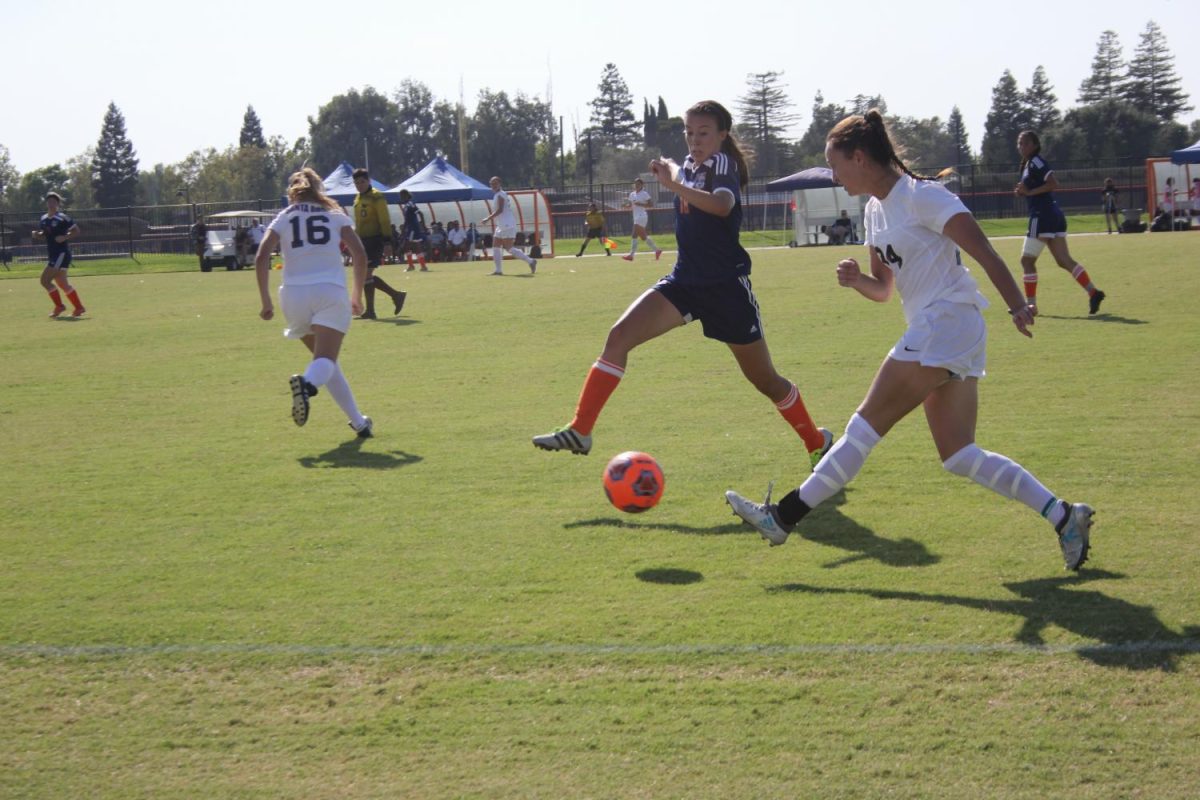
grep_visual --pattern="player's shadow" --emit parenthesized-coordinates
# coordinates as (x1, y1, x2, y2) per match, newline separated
(298, 439, 423, 470)
(563, 518, 746, 536)
(363, 317, 421, 327)
(636, 568, 704, 585)
(769, 570, 1200, 671)
(1039, 313, 1147, 325)
(798, 490, 940, 569)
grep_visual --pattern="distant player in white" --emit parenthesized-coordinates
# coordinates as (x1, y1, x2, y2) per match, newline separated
(726, 110, 1095, 572)
(255, 167, 374, 438)
(621, 178, 662, 261)
(480, 176, 537, 276)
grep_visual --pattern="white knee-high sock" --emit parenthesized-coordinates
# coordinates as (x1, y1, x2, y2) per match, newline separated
(324, 364, 365, 428)
(798, 413, 882, 508)
(492, 248, 503, 273)
(506, 247, 534, 265)
(645, 236, 658, 250)
(630, 239, 640, 255)
(942, 443, 1066, 526)
(303, 357, 336, 387)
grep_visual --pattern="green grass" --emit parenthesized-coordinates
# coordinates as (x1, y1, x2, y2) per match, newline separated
(2, 233, 1198, 798)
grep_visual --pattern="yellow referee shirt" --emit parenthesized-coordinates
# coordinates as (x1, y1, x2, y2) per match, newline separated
(354, 188, 391, 238)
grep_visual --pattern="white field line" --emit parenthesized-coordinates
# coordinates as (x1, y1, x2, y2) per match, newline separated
(3, 640, 1199, 659)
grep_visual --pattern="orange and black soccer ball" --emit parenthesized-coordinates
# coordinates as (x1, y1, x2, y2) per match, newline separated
(602, 451, 664, 513)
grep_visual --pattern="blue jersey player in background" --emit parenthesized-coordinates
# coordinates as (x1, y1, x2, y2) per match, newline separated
(533, 100, 831, 465)
(32, 191, 85, 318)
(397, 190, 428, 272)
(1015, 130, 1106, 316)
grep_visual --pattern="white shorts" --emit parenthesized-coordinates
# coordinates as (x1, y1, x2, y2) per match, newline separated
(632, 212, 648, 228)
(888, 301, 987, 379)
(493, 226, 515, 241)
(279, 282, 352, 339)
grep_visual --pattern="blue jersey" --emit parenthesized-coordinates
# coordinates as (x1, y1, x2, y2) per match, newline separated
(39, 212, 76, 262)
(670, 152, 750, 285)
(1020, 155, 1058, 216)
(401, 200, 427, 241)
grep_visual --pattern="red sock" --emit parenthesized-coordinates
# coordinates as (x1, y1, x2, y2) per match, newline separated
(66, 288, 83, 310)
(1023, 274, 1038, 303)
(48, 288, 63, 307)
(418, 254, 427, 267)
(569, 359, 624, 435)
(406, 252, 415, 268)
(1071, 265, 1096, 295)
(776, 382, 825, 452)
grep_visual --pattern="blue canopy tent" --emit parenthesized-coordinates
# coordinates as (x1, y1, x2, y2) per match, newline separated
(387, 156, 493, 201)
(766, 167, 837, 191)
(1170, 139, 1200, 164)
(767, 167, 865, 245)
(322, 161, 397, 205)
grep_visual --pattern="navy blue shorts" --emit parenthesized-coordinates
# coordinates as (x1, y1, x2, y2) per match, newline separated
(48, 252, 72, 270)
(1027, 207, 1067, 238)
(361, 235, 385, 268)
(654, 274, 763, 345)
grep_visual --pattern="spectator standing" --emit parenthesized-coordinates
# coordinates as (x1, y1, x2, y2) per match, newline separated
(32, 191, 85, 317)
(191, 218, 208, 269)
(352, 167, 406, 319)
(1162, 177, 1176, 226)
(621, 178, 662, 261)
(481, 177, 537, 275)
(255, 168, 373, 438)
(577, 203, 611, 257)
(1102, 178, 1119, 234)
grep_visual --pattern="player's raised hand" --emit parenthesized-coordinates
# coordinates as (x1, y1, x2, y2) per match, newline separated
(836, 258, 862, 287)
(649, 158, 679, 184)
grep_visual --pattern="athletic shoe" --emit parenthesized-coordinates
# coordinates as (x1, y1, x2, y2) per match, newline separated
(359, 310, 377, 320)
(531, 426, 591, 455)
(420, 266, 428, 272)
(350, 416, 374, 439)
(654, 249, 663, 261)
(489, 271, 503, 276)
(725, 481, 793, 546)
(530, 260, 537, 274)
(1089, 290, 1106, 315)
(1055, 502, 1094, 571)
(1028, 302, 1039, 317)
(49, 305, 66, 318)
(405, 265, 415, 272)
(393, 292, 407, 316)
(71, 306, 86, 317)
(289, 375, 318, 427)
(622, 254, 634, 261)
(809, 427, 834, 470)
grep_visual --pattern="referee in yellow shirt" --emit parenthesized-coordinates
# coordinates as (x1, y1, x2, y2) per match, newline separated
(352, 168, 406, 319)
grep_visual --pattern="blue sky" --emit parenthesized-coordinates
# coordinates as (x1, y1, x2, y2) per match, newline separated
(5, 0, 1197, 175)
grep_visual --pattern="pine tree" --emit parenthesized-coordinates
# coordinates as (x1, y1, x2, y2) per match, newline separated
(91, 102, 139, 208)
(1078, 30, 1126, 103)
(980, 71, 1029, 165)
(795, 91, 848, 165)
(643, 99, 658, 149)
(1123, 20, 1192, 122)
(588, 63, 639, 147)
(736, 71, 798, 175)
(849, 94, 887, 116)
(1024, 66, 1061, 131)
(0, 143, 18, 211)
(240, 105, 267, 149)
(947, 106, 971, 164)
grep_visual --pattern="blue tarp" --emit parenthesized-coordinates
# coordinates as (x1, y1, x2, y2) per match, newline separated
(766, 167, 837, 192)
(1170, 140, 1200, 164)
(322, 161, 397, 204)
(388, 157, 493, 202)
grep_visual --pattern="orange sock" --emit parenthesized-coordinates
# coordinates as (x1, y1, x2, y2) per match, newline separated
(66, 288, 83, 310)
(48, 288, 63, 307)
(569, 358, 624, 435)
(418, 254, 427, 268)
(776, 382, 825, 452)
(1023, 274, 1038, 303)
(1071, 265, 1096, 295)
(406, 252, 415, 268)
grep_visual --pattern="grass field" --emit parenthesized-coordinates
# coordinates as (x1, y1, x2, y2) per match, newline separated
(2, 231, 1198, 798)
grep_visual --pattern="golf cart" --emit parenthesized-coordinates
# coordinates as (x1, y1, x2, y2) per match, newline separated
(200, 210, 277, 272)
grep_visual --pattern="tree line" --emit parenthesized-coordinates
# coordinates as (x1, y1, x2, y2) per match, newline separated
(0, 20, 1194, 213)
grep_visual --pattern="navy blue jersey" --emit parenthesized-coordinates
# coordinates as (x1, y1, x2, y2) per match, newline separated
(401, 201, 427, 240)
(670, 152, 750, 285)
(39, 213, 76, 262)
(1020, 155, 1058, 216)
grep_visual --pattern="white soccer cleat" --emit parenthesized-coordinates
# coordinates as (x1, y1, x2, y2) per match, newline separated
(531, 426, 592, 455)
(350, 416, 373, 439)
(1056, 502, 1094, 571)
(726, 481, 793, 546)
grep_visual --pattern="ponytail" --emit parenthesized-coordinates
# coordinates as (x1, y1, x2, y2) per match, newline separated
(827, 109, 932, 181)
(686, 100, 752, 190)
(286, 167, 340, 211)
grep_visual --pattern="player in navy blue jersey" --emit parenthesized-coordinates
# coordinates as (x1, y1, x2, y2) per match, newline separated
(1015, 131, 1106, 315)
(397, 190, 429, 272)
(533, 100, 830, 463)
(32, 192, 85, 318)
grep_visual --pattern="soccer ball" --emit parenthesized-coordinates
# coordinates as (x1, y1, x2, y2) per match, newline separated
(602, 451, 664, 513)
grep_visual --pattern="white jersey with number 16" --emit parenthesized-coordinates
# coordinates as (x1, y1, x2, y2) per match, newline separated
(268, 203, 350, 287)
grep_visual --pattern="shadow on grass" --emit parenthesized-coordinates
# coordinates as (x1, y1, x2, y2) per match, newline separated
(799, 490, 940, 569)
(299, 438, 423, 470)
(636, 568, 704, 585)
(359, 317, 421, 327)
(1039, 313, 1147, 325)
(564, 518, 747, 536)
(768, 569, 1200, 671)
